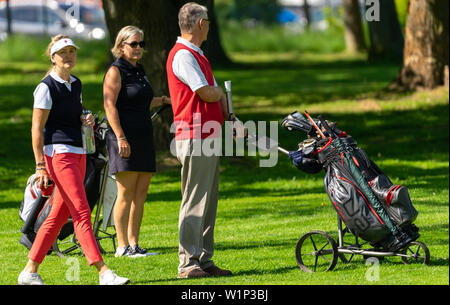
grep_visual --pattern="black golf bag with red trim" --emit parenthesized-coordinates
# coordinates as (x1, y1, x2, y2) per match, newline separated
(282, 111, 419, 251)
(317, 134, 419, 247)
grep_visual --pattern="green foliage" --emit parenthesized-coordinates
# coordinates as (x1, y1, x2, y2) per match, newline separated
(219, 22, 345, 53)
(395, 0, 410, 30)
(215, 2, 346, 54)
(0, 35, 110, 72)
(0, 35, 48, 62)
(322, 5, 345, 33)
(229, 0, 281, 24)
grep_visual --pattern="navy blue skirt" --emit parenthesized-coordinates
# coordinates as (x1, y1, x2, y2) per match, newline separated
(106, 129, 156, 175)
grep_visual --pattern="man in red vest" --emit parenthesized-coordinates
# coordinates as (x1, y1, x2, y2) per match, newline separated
(166, 2, 232, 279)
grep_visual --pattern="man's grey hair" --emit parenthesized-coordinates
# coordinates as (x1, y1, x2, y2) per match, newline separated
(178, 2, 208, 34)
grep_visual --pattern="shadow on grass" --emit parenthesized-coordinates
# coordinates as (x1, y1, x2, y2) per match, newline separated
(233, 266, 299, 277)
(0, 52, 447, 217)
(215, 57, 401, 104)
(214, 238, 297, 252)
(1, 103, 448, 211)
(427, 257, 449, 267)
(236, 103, 449, 162)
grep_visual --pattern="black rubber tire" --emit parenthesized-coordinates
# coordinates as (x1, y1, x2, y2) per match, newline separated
(401, 241, 430, 265)
(295, 230, 338, 272)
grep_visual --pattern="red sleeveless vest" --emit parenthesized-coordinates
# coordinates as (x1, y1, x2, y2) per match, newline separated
(166, 42, 223, 140)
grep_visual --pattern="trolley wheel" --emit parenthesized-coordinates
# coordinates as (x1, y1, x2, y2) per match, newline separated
(51, 240, 65, 258)
(401, 241, 430, 265)
(52, 234, 81, 258)
(295, 230, 338, 272)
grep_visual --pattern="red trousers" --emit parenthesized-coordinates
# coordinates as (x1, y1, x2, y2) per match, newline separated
(28, 153, 102, 266)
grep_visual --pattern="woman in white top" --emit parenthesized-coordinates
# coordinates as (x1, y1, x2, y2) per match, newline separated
(18, 34, 129, 285)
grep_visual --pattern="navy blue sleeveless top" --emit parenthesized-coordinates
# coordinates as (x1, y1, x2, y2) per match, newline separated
(41, 74, 83, 147)
(107, 57, 154, 139)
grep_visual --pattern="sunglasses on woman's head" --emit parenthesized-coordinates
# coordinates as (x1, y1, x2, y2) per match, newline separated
(124, 41, 146, 48)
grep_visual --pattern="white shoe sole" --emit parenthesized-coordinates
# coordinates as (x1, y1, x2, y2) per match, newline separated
(18, 272, 44, 285)
(102, 277, 130, 285)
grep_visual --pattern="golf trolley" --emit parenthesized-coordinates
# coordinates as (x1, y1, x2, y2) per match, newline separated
(294, 217, 430, 273)
(225, 80, 430, 273)
(279, 111, 430, 272)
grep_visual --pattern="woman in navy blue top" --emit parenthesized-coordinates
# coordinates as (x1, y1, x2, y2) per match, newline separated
(19, 35, 129, 285)
(103, 26, 171, 258)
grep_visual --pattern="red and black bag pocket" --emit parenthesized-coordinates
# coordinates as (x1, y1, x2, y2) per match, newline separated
(369, 174, 418, 227)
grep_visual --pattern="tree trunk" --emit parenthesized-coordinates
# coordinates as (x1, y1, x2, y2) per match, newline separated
(303, 0, 311, 29)
(342, 0, 366, 53)
(366, 0, 404, 61)
(202, 0, 231, 65)
(391, 0, 449, 90)
(102, 0, 230, 150)
(6, 0, 12, 35)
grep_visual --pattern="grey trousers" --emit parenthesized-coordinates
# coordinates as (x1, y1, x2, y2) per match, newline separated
(176, 139, 220, 273)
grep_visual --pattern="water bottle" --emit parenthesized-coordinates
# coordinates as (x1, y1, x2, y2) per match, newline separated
(81, 109, 96, 154)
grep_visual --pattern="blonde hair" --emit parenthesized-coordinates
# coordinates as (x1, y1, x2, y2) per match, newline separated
(111, 25, 144, 59)
(44, 34, 71, 78)
(178, 2, 208, 34)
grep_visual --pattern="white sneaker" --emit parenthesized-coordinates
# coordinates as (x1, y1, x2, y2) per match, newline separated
(18, 271, 44, 285)
(115, 246, 133, 257)
(115, 245, 156, 258)
(131, 244, 158, 257)
(99, 269, 129, 285)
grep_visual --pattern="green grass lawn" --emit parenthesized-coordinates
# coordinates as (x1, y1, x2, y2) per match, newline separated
(0, 47, 448, 286)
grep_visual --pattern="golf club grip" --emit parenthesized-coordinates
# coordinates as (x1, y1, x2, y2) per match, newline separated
(226, 91, 233, 115)
(318, 115, 335, 138)
(304, 111, 326, 139)
(224, 80, 233, 118)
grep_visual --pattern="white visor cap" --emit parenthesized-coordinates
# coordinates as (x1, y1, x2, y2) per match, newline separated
(50, 38, 79, 56)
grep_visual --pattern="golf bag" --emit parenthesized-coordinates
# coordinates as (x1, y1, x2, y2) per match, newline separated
(282, 112, 419, 251)
(19, 115, 108, 252)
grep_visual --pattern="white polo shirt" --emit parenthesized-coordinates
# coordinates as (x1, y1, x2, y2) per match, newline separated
(172, 37, 217, 92)
(33, 70, 85, 156)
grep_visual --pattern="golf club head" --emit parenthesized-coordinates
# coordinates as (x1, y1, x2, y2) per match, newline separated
(281, 111, 313, 134)
(290, 111, 307, 121)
